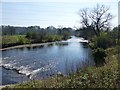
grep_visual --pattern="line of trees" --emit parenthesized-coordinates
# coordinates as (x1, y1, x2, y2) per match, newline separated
(1, 25, 75, 48)
(1, 25, 74, 37)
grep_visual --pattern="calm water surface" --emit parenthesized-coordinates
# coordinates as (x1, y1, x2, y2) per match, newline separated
(1, 36, 94, 85)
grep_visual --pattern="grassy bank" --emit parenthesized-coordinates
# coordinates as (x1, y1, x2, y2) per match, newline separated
(2, 46, 119, 89)
(1, 35, 65, 48)
(1, 35, 31, 48)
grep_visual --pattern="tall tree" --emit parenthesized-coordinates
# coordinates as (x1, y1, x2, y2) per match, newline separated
(79, 4, 113, 36)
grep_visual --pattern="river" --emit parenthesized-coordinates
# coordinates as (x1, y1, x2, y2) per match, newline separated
(1, 36, 94, 85)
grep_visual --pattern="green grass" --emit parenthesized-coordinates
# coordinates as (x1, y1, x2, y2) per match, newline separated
(41, 35, 63, 42)
(3, 46, 119, 89)
(1, 35, 31, 48)
(1, 35, 64, 48)
(2, 35, 30, 44)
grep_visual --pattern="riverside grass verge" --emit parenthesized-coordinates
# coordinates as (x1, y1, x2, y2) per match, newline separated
(2, 46, 119, 89)
(1, 35, 31, 48)
(1, 35, 64, 49)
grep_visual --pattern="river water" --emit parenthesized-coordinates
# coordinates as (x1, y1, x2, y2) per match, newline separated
(1, 36, 94, 85)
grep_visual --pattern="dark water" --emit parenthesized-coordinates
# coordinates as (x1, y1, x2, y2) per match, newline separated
(1, 36, 94, 85)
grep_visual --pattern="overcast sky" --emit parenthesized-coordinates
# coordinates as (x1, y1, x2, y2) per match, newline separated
(1, 0, 119, 28)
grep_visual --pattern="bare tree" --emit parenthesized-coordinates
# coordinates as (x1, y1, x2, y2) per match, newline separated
(79, 8, 89, 27)
(79, 4, 113, 36)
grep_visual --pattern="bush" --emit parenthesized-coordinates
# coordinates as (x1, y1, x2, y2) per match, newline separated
(18, 36, 29, 44)
(93, 48, 107, 66)
(91, 32, 114, 49)
(45, 35, 63, 42)
(26, 31, 37, 39)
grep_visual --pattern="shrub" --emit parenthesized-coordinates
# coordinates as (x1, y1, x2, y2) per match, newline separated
(18, 36, 29, 44)
(93, 48, 107, 66)
(26, 31, 37, 39)
(91, 32, 114, 49)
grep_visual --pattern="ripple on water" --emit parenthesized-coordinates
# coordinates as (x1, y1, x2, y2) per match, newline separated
(2, 36, 94, 85)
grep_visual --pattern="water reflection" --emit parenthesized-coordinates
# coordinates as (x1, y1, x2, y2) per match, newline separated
(46, 43, 53, 47)
(80, 42, 89, 48)
(26, 47, 32, 50)
(55, 42, 68, 46)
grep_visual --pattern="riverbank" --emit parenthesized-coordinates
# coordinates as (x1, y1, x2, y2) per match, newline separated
(0, 36, 89, 51)
(1, 35, 72, 49)
(1, 35, 72, 51)
(0, 42, 57, 51)
(2, 46, 119, 89)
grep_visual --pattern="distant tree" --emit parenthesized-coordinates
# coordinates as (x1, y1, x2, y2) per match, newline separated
(62, 28, 71, 40)
(2, 25, 16, 35)
(9, 26, 16, 35)
(26, 31, 38, 40)
(79, 4, 113, 36)
(57, 28, 62, 36)
(77, 26, 95, 40)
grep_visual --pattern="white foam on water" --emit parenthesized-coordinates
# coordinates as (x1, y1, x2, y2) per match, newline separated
(3, 63, 14, 69)
(29, 61, 58, 79)
(2, 59, 58, 80)
(18, 68, 31, 76)
(18, 65, 35, 77)
(32, 68, 42, 74)
(2, 62, 31, 77)
(2, 62, 33, 78)
(62, 36, 88, 43)
(3, 57, 10, 59)
(2, 63, 17, 71)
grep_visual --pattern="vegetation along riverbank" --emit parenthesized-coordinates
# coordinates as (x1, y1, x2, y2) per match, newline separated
(1, 26, 73, 48)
